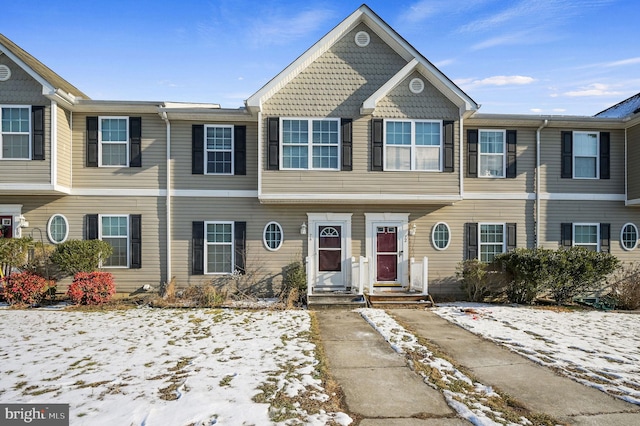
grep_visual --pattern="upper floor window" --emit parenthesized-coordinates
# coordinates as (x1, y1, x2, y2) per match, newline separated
(281, 118, 339, 170)
(385, 120, 441, 171)
(1, 106, 30, 159)
(479, 130, 505, 178)
(206, 125, 233, 174)
(573, 132, 598, 179)
(99, 117, 129, 167)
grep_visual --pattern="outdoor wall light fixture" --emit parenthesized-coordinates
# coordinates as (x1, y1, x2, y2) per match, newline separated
(409, 223, 417, 236)
(300, 222, 307, 235)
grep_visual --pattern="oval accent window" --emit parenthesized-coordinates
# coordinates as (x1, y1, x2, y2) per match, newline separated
(432, 222, 450, 250)
(621, 223, 638, 251)
(47, 214, 69, 244)
(0, 65, 11, 81)
(409, 77, 425, 94)
(355, 31, 370, 47)
(263, 222, 283, 251)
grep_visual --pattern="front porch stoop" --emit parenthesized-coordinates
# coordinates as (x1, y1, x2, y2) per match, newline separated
(307, 291, 366, 310)
(365, 291, 434, 309)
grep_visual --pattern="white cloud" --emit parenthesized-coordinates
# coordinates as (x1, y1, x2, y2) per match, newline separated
(530, 108, 543, 113)
(433, 58, 454, 68)
(250, 8, 335, 45)
(457, 75, 536, 89)
(564, 83, 622, 97)
(604, 57, 640, 67)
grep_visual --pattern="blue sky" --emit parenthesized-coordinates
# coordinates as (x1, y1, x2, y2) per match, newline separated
(1, 0, 638, 116)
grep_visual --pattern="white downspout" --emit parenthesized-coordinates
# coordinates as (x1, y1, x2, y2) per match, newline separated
(161, 110, 172, 281)
(257, 111, 263, 200)
(536, 119, 548, 248)
(625, 127, 628, 205)
(50, 100, 57, 188)
(459, 109, 465, 199)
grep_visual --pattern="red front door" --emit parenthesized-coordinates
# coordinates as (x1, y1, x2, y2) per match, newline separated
(376, 226, 398, 282)
(0, 216, 12, 238)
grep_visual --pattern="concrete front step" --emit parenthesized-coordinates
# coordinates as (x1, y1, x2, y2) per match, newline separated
(366, 293, 434, 308)
(307, 293, 367, 309)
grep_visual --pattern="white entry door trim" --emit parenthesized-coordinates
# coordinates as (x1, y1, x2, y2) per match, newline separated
(307, 213, 352, 291)
(365, 213, 409, 287)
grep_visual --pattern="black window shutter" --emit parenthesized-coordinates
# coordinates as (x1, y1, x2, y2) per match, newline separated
(506, 223, 517, 251)
(467, 129, 478, 177)
(506, 130, 517, 178)
(192, 221, 204, 275)
(192, 125, 204, 174)
(86, 117, 98, 167)
(85, 214, 99, 240)
(466, 223, 478, 260)
(31, 106, 45, 160)
(341, 118, 353, 171)
(130, 214, 142, 269)
(600, 132, 610, 180)
(234, 125, 247, 175)
(371, 118, 384, 171)
(561, 131, 573, 178)
(129, 117, 142, 167)
(443, 120, 454, 172)
(600, 223, 610, 253)
(234, 221, 247, 274)
(267, 117, 279, 170)
(561, 223, 573, 247)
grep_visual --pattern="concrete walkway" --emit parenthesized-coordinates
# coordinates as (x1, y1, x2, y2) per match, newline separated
(315, 309, 640, 425)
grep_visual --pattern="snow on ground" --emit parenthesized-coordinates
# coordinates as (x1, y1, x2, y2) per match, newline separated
(434, 303, 640, 405)
(0, 307, 351, 426)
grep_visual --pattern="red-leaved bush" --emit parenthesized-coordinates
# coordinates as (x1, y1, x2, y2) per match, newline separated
(1, 272, 54, 305)
(67, 272, 116, 305)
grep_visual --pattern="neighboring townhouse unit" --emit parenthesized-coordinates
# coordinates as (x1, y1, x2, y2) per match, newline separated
(2, 5, 640, 300)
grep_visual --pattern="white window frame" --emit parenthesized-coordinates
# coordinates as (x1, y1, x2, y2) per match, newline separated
(99, 214, 130, 268)
(621, 223, 638, 251)
(204, 221, 235, 275)
(384, 119, 442, 171)
(572, 223, 600, 251)
(280, 117, 340, 171)
(0, 105, 31, 160)
(479, 223, 506, 263)
(263, 221, 283, 251)
(98, 116, 129, 167)
(478, 129, 506, 178)
(431, 222, 451, 251)
(573, 131, 599, 179)
(204, 124, 234, 175)
(46, 214, 69, 244)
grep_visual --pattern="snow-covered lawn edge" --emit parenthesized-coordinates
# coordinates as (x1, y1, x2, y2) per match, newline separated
(433, 303, 640, 406)
(357, 308, 550, 426)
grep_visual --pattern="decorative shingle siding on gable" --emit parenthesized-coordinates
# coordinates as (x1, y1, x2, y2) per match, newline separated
(373, 71, 459, 120)
(0, 55, 49, 105)
(262, 23, 407, 117)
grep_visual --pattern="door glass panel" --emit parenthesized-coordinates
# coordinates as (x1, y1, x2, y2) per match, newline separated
(319, 250, 341, 271)
(377, 255, 397, 281)
(318, 226, 341, 272)
(376, 227, 397, 252)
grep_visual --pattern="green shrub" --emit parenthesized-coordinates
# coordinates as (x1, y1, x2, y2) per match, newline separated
(50, 240, 113, 276)
(282, 259, 307, 307)
(0, 237, 32, 277)
(456, 259, 503, 302)
(546, 247, 619, 305)
(494, 248, 553, 304)
(608, 262, 640, 310)
(22, 242, 62, 280)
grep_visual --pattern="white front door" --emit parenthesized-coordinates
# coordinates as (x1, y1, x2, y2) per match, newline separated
(375, 226, 401, 284)
(307, 213, 352, 292)
(365, 213, 409, 288)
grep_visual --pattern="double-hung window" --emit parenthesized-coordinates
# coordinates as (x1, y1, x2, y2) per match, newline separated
(99, 117, 128, 166)
(206, 125, 233, 174)
(479, 223, 505, 262)
(479, 130, 505, 177)
(281, 118, 339, 170)
(1, 106, 30, 159)
(573, 132, 599, 178)
(100, 215, 129, 267)
(573, 223, 599, 251)
(206, 222, 234, 274)
(385, 120, 441, 171)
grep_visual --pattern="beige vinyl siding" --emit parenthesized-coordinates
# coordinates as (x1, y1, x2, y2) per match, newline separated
(261, 116, 461, 196)
(71, 113, 166, 189)
(464, 126, 536, 194)
(540, 128, 625, 194)
(626, 123, 640, 201)
(539, 199, 640, 261)
(56, 104, 72, 188)
(373, 71, 459, 120)
(171, 121, 258, 191)
(5, 195, 165, 294)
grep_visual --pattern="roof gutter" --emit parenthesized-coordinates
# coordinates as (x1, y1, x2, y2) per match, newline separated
(536, 119, 549, 248)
